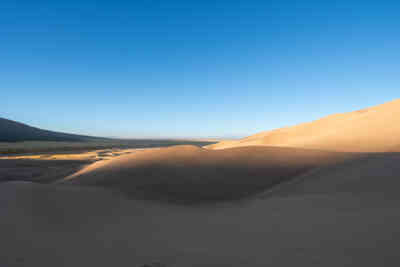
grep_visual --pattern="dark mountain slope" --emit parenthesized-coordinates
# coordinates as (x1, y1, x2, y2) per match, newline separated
(0, 118, 104, 142)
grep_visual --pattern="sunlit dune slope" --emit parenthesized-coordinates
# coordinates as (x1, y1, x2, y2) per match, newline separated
(62, 145, 353, 203)
(207, 99, 400, 152)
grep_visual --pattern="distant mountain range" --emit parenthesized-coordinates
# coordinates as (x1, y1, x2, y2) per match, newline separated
(0, 118, 105, 142)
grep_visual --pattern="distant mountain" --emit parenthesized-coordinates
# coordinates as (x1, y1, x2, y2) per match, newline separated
(0, 118, 105, 142)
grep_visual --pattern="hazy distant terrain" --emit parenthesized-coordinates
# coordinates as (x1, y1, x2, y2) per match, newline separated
(0, 139, 215, 155)
(0, 118, 216, 155)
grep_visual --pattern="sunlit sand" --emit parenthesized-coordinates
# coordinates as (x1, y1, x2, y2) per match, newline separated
(2, 100, 400, 266)
(207, 99, 400, 152)
(0, 148, 142, 161)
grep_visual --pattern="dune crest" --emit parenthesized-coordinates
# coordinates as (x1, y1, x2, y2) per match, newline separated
(207, 99, 400, 152)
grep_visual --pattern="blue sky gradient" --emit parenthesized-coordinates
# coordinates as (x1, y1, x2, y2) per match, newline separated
(1, 0, 399, 138)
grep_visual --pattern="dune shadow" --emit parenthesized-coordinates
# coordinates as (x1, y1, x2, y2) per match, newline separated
(62, 145, 358, 205)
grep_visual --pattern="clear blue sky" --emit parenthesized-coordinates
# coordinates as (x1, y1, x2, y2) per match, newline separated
(1, 0, 399, 138)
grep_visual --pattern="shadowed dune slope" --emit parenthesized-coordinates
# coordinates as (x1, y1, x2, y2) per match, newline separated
(207, 99, 400, 152)
(3, 151, 400, 267)
(0, 159, 91, 184)
(62, 145, 353, 203)
(266, 152, 400, 198)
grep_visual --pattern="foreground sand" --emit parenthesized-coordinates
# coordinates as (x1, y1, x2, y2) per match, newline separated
(207, 99, 400, 152)
(2, 152, 400, 266)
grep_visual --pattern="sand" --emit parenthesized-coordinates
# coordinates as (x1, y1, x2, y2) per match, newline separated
(0, 148, 143, 184)
(2, 151, 400, 266)
(61, 145, 353, 203)
(2, 99, 400, 266)
(0, 159, 90, 184)
(0, 148, 140, 161)
(207, 99, 400, 152)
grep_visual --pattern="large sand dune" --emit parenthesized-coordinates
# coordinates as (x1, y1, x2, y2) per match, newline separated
(2, 151, 400, 266)
(207, 99, 400, 152)
(3, 100, 400, 266)
(61, 145, 353, 203)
